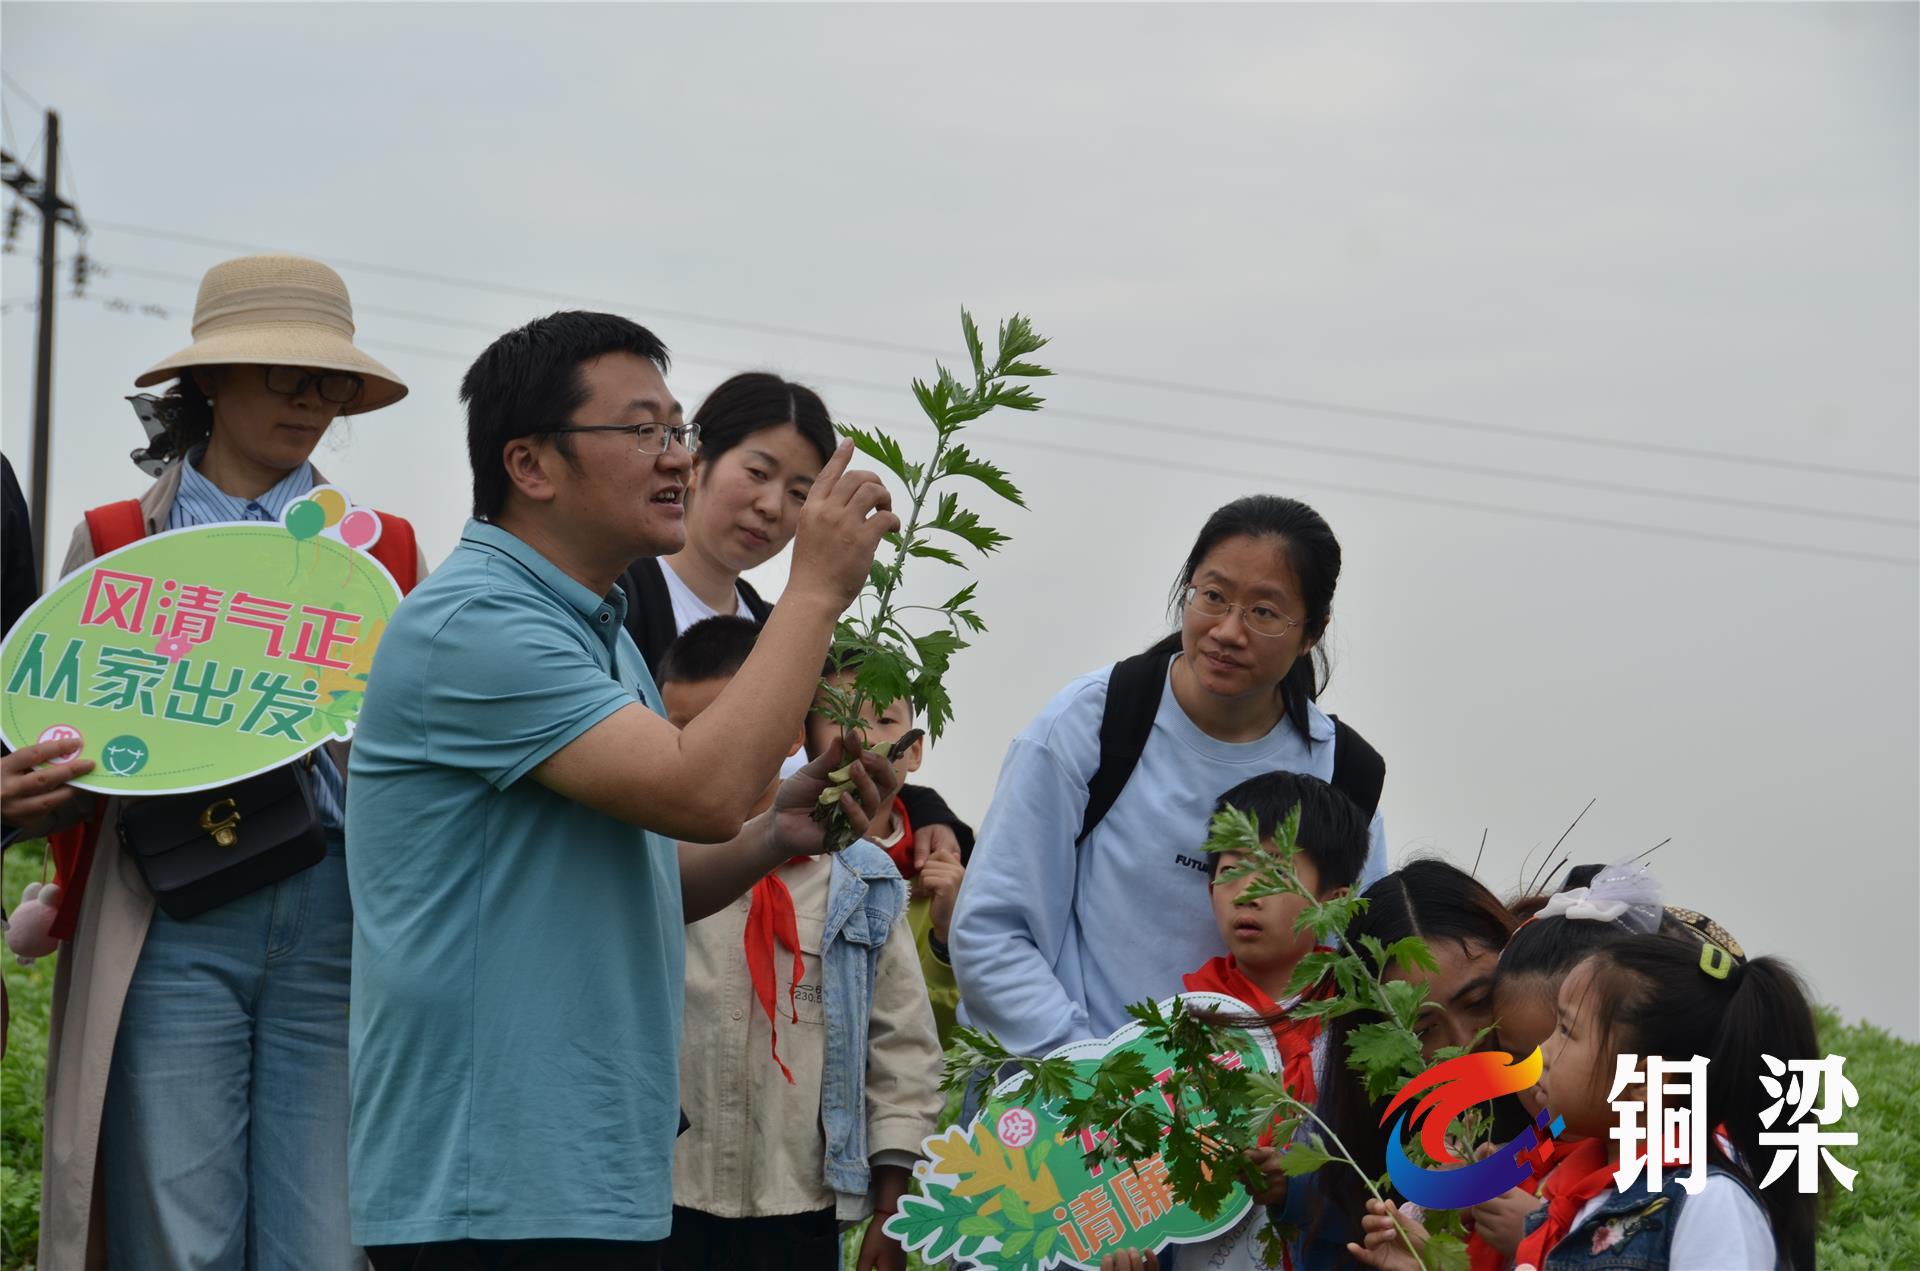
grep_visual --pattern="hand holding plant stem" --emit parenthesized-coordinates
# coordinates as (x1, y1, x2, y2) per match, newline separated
(810, 309, 1051, 852)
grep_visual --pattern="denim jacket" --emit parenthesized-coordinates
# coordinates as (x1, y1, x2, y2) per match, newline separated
(1522, 1164, 1779, 1271)
(820, 839, 911, 1200)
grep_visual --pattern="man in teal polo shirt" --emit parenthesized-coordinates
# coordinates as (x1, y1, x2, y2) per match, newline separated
(346, 312, 899, 1270)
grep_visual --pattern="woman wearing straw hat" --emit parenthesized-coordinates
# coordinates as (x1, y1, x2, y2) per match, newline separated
(37, 253, 420, 1270)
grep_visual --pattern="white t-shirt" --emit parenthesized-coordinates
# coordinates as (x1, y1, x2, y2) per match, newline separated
(659, 560, 806, 779)
(1556, 1175, 1775, 1269)
(660, 557, 750, 629)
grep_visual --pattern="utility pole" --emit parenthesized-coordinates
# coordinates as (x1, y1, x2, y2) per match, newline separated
(2, 109, 87, 583)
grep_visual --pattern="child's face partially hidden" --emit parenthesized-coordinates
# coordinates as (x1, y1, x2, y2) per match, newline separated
(1209, 847, 1338, 988)
(661, 677, 726, 731)
(805, 673, 923, 788)
(1389, 938, 1500, 1061)
(1536, 957, 1626, 1140)
(1493, 974, 1560, 1116)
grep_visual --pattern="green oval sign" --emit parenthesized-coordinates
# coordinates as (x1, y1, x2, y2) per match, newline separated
(1, 500, 404, 796)
(886, 993, 1280, 1269)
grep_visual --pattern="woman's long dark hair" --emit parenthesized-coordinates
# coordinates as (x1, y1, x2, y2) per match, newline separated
(1581, 937, 1822, 1270)
(1311, 860, 1519, 1235)
(692, 372, 835, 469)
(1148, 494, 1342, 743)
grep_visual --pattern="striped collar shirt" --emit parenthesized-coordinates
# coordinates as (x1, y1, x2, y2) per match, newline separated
(167, 448, 316, 530)
(167, 449, 343, 829)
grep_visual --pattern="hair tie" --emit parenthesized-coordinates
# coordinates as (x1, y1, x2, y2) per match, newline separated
(1664, 905, 1747, 961)
(1535, 861, 1664, 933)
(1698, 940, 1740, 981)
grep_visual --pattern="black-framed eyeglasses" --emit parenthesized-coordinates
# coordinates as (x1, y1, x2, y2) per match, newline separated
(542, 422, 701, 455)
(263, 365, 365, 405)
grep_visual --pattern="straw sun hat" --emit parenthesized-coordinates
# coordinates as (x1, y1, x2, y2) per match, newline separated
(134, 253, 407, 414)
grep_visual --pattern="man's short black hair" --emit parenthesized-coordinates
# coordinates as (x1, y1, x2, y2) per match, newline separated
(460, 310, 671, 520)
(658, 615, 762, 687)
(1209, 770, 1370, 893)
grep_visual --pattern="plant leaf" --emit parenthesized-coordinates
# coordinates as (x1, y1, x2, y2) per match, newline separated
(1381, 936, 1440, 975)
(839, 423, 920, 489)
(1274, 1142, 1336, 1176)
(960, 308, 986, 385)
(939, 444, 1028, 507)
(927, 490, 1010, 555)
(907, 540, 965, 568)
(1347, 1021, 1427, 1100)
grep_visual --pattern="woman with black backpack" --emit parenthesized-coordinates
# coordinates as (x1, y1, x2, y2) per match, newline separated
(950, 494, 1391, 1059)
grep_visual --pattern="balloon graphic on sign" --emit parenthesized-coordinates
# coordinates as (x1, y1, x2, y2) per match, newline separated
(310, 487, 349, 528)
(285, 499, 325, 540)
(338, 508, 381, 551)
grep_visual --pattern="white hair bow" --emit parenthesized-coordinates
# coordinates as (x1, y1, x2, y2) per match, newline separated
(1537, 887, 1626, 922)
(1536, 862, 1665, 933)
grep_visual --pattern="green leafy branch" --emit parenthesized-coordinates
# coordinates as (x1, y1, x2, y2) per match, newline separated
(812, 310, 1049, 850)
(940, 802, 1489, 1270)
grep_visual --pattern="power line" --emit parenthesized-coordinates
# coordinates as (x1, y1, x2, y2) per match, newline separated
(87, 217, 1920, 486)
(59, 268, 1920, 567)
(100, 262, 1910, 532)
(0, 70, 45, 113)
(979, 435, 1919, 571)
(753, 364, 1920, 532)
(349, 334, 1919, 568)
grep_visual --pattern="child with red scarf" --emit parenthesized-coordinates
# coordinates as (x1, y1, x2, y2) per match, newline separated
(1352, 914, 1815, 1271)
(804, 659, 972, 1048)
(658, 618, 941, 1271)
(1179, 771, 1374, 1269)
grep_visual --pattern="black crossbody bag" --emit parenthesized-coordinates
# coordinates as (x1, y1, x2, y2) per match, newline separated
(117, 758, 328, 920)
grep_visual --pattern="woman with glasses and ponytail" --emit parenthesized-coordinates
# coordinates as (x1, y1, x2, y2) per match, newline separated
(37, 254, 421, 1271)
(951, 495, 1392, 1061)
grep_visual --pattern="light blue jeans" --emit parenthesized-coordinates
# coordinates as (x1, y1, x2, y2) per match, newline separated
(101, 828, 361, 1270)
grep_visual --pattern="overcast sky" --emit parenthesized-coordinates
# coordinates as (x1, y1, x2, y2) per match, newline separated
(5, 2, 1916, 1037)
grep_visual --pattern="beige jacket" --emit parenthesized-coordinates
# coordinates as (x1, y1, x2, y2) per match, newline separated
(672, 853, 943, 1221)
(36, 461, 423, 1269)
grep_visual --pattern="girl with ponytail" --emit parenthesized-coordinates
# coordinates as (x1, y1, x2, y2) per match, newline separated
(1520, 929, 1822, 1269)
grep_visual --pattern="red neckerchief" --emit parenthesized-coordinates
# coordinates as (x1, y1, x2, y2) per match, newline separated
(743, 859, 810, 1085)
(880, 798, 916, 879)
(1468, 1170, 1542, 1271)
(1181, 951, 1331, 1112)
(1512, 1137, 1613, 1268)
(1510, 1121, 1730, 1267)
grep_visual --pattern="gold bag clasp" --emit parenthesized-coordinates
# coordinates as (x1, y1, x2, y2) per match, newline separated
(199, 798, 241, 848)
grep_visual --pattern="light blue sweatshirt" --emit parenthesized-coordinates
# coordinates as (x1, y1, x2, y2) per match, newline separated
(950, 656, 1389, 1058)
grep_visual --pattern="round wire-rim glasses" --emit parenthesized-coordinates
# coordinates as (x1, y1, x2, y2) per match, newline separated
(1181, 584, 1302, 638)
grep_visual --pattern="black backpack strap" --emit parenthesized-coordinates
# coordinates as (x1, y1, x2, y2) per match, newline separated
(1329, 716, 1386, 820)
(737, 576, 775, 624)
(1076, 647, 1177, 847)
(618, 558, 682, 679)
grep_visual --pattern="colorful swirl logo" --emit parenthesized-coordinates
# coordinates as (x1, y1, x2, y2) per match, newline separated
(1380, 1048, 1565, 1210)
